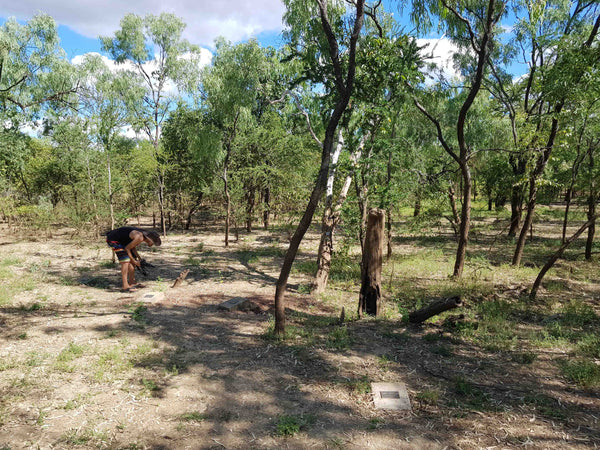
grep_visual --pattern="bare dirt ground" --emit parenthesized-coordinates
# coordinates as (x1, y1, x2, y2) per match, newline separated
(0, 218, 599, 449)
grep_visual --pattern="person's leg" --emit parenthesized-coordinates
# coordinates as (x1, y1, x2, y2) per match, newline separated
(120, 262, 131, 290)
(127, 262, 136, 287)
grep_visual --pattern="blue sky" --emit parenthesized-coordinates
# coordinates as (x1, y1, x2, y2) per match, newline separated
(0, 0, 287, 58)
(0, 0, 524, 78)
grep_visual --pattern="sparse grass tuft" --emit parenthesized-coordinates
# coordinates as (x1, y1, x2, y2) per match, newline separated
(275, 413, 316, 437)
(179, 411, 206, 422)
(560, 360, 600, 388)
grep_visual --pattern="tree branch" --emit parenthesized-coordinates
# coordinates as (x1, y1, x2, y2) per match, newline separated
(270, 90, 322, 148)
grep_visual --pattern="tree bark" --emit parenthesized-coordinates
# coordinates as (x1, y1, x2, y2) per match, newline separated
(262, 187, 270, 229)
(245, 185, 255, 232)
(453, 164, 472, 278)
(358, 208, 385, 317)
(313, 130, 368, 294)
(586, 147, 597, 260)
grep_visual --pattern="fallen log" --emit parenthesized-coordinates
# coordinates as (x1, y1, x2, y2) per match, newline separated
(171, 269, 190, 288)
(408, 296, 462, 324)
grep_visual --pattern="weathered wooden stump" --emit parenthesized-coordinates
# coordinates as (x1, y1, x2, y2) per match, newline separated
(358, 208, 385, 317)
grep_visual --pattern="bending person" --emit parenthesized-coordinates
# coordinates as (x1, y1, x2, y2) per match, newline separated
(106, 227, 161, 292)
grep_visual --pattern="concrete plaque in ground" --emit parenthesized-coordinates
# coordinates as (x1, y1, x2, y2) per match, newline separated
(371, 382, 411, 410)
(140, 292, 165, 302)
(218, 297, 250, 311)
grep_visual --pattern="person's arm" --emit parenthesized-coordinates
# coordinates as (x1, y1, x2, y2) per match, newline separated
(125, 231, 144, 266)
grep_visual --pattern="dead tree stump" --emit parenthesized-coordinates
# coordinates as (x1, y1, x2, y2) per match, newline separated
(408, 296, 462, 323)
(358, 208, 385, 317)
(172, 269, 190, 288)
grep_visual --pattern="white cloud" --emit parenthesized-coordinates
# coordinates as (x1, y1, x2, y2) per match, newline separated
(417, 37, 461, 82)
(0, 0, 285, 47)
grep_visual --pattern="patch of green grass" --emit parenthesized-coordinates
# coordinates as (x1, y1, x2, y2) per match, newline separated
(431, 345, 453, 357)
(560, 300, 597, 327)
(560, 360, 600, 389)
(140, 378, 160, 395)
(292, 260, 316, 276)
(422, 333, 442, 342)
(61, 427, 109, 446)
(0, 256, 21, 267)
(326, 326, 353, 350)
(451, 376, 491, 410)
(20, 302, 45, 312)
(523, 393, 568, 420)
(129, 303, 148, 324)
(416, 389, 440, 405)
(367, 417, 385, 430)
(275, 413, 316, 437)
(179, 411, 206, 422)
(377, 354, 393, 369)
(236, 244, 285, 265)
(94, 346, 133, 381)
(346, 376, 371, 394)
(26, 351, 47, 367)
(57, 342, 86, 362)
(510, 351, 538, 364)
(576, 334, 600, 358)
(184, 256, 203, 267)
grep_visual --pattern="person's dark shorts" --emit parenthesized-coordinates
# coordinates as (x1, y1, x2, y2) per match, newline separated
(107, 240, 130, 263)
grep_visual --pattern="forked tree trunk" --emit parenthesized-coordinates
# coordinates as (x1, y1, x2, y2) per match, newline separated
(313, 130, 368, 294)
(274, 0, 366, 335)
(358, 208, 385, 317)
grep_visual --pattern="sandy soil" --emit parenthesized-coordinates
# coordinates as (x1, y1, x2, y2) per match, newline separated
(0, 220, 598, 449)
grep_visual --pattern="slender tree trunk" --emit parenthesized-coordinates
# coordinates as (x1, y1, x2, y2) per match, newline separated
(413, 196, 421, 217)
(185, 192, 203, 230)
(274, 0, 365, 335)
(530, 214, 598, 300)
(313, 130, 348, 294)
(85, 155, 99, 238)
(508, 184, 524, 237)
(562, 144, 585, 243)
(263, 187, 270, 229)
(358, 208, 385, 317)
(586, 148, 597, 260)
(453, 165, 472, 278)
(245, 185, 255, 232)
(448, 184, 461, 235)
(513, 116, 561, 266)
(222, 115, 238, 248)
(224, 166, 231, 247)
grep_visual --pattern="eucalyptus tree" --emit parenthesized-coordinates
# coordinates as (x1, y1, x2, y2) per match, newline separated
(0, 14, 77, 124)
(100, 13, 204, 235)
(481, 0, 600, 265)
(161, 106, 222, 229)
(76, 54, 144, 230)
(272, 0, 372, 334)
(200, 38, 278, 245)
(0, 14, 77, 218)
(410, 0, 508, 277)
